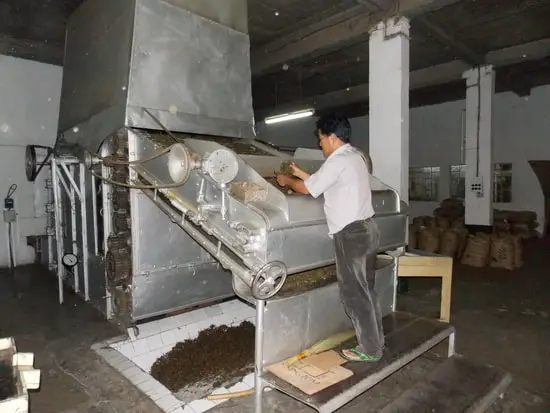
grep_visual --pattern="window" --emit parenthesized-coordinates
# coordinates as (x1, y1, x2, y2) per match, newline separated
(449, 164, 466, 199)
(409, 166, 440, 201)
(493, 163, 512, 203)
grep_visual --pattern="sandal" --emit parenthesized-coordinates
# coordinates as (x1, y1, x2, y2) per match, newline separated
(340, 347, 381, 362)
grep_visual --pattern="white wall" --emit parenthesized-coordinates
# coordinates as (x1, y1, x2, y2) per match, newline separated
(0, 55, 63, 267)
(256, 84, 550, 232)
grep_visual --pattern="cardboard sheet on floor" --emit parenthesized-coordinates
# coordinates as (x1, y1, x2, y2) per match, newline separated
(266, 351, 352, 395)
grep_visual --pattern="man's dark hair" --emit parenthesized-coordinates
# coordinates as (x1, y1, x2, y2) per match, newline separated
(315, 114, 352, 143)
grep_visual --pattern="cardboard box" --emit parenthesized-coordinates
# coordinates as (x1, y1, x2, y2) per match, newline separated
(266, 351, 352, 395)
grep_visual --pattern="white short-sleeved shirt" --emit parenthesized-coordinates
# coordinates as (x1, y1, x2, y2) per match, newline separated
(304, 144, 375, 236)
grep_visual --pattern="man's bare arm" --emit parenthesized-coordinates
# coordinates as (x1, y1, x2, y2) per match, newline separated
(290, 163, 311, 181)
(276, 174, 310, 195)
(286, 177, 310, 194)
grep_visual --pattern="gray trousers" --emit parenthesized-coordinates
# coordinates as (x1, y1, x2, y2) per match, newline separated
(333, 218, 384, 358)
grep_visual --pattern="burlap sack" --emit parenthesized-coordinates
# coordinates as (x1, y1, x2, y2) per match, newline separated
(435, 216, 451, 231)
(438, 198, 465, 220)
(412, 216, 425, 227)
(513, 235, 524, 268)
(493, 220, 511, 234)
(408, 224, 418, 250)
(440, 198, 464, 210)
(461, 233, 491, 267)
(439, 230, 459, 257)
(419, 227, 440, 253)
(489, 234, 515, 270)
(494, 209, 512, 222)
(454, 227, 470, 260)
(510, 210, 537, 224)
(423, 216, 437, 229)
(511, 223, 532, 239)
(453, 216, 465, 227)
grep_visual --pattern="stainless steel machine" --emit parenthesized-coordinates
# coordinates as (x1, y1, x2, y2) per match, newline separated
(26, 0, 407, 329)
(24, 1, 512, 411)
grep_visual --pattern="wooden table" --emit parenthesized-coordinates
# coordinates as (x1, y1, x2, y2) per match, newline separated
(397, 250, 453, 323)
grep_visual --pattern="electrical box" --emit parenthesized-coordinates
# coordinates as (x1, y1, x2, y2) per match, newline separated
(3, 210, 16, 223)
(4, 197, 14, 210)
(470, 176, 484, 198)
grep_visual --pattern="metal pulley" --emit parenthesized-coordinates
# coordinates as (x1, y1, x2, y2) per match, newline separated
(168, 143, 198, 184)
(25, 145, 54, 182)
(25, 145, 37, 182)
(168, 143, 240, 186)
(202, 149, 239, 185)
(106, 249, 131, 285)
(251, 261, 288, 300)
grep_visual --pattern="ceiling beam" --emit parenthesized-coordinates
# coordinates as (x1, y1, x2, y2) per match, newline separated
(255, 38, 550, 119)
(413, 15, 533, 97)
(258, 4, 366, 55)
(0, 34, 64, 66)
(314, 62, 550, 119)
(414, 14, 485, 65)
(251, 0, 462, 76)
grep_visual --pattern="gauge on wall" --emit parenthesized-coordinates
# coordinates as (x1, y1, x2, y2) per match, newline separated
(62, 253, 79, 269)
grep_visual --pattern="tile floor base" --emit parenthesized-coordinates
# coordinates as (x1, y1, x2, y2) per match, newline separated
(93, 298, 257, 413)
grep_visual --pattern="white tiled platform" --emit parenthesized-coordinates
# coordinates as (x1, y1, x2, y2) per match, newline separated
(93, 299, 256, 413)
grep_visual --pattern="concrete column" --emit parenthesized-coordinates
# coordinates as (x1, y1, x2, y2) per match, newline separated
(369, 17, 410, 203)
(462, 66, 494, 226)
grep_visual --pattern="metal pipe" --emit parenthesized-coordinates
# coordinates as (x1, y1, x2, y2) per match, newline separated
(10, 222, 17, 268)
(255, 299, 266, 413)
(57, 168, 72, 202)
(5, 224, 12, 269)
(47, 227, 54, 271)
(80, 163, 90, 301)
(221, 189, 228, 221)
(60, 163, 82, 198)
(70, 165, 79, 293)
(198, 178, 206, 202)
(102, 162, 113, 319)
(91, 175, 99, 255)
(141, 188, 254, 286)
(46, 173, 54, 271)
(391, 258, 398, 312)
(52, 161, 65, 305)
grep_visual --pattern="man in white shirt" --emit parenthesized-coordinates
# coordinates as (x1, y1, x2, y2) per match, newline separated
(276, 114, 384, 362)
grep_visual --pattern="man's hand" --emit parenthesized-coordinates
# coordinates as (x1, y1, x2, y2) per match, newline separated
(290, 163, 310, 181)
(276, 174, 290, 187)
(275, 173, 310, 195)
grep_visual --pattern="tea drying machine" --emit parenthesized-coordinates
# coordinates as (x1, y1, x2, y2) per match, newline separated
(23, 0, 511, 411)
(26, 0, 407, 328)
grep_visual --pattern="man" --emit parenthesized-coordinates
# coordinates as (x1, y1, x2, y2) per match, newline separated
(276, 114, 383, 362)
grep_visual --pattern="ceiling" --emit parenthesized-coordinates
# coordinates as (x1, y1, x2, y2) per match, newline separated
(0, 0, 549, 118)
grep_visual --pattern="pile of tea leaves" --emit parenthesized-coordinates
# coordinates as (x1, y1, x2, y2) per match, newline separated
(280, 265, 337, 297)
(151, 321, 254, 399)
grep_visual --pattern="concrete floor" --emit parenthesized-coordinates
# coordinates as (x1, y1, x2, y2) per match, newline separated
(0, 239, 549, 413)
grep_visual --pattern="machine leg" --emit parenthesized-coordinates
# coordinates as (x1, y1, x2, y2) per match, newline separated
(91, 175, 99, 255)
(255, 299, 266, 413)
(448, 332, 456, 357)
(52, 161, 65, 305)
(80, 163, 90, 301)
(69, 165, 79, 293)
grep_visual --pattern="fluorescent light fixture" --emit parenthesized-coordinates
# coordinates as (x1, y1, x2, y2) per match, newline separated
(264, 109, 315, 125)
